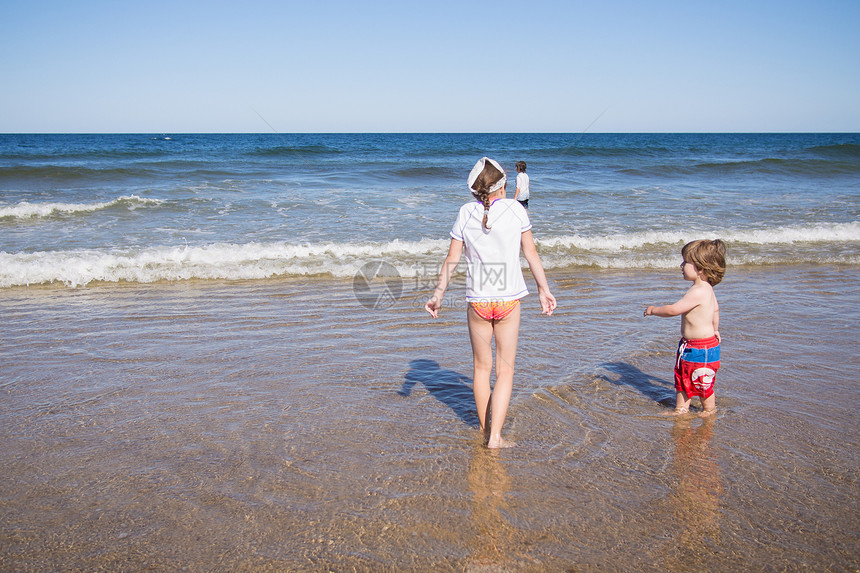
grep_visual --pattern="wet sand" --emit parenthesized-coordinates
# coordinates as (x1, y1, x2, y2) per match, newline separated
(1, 265, 858, 571)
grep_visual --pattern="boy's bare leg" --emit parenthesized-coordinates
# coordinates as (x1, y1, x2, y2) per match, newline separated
(666, 390, 692, 415)
(699, 393, 717, 417)
(486, 305, 520, 448)
(467, 306, 495, 439)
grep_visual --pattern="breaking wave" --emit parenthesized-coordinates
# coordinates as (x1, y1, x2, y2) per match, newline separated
(0, 195, 162, 219)
(2, 222, 857, 288)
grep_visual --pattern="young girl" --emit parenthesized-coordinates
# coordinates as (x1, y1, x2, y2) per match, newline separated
(425, 157, 556, 448)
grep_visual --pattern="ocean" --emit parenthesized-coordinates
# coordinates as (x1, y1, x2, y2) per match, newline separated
(1, 133, 858, 571)
(1, 133, 858, 286)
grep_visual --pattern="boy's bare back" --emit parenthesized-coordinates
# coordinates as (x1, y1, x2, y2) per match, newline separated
(679, 281, 719, 340)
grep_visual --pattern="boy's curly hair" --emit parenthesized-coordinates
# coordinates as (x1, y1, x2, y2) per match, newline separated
(682, 239, 726, 286)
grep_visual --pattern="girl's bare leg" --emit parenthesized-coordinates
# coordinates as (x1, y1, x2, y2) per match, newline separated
(487, 304, 520, 448)
(467, 306, 495, 438)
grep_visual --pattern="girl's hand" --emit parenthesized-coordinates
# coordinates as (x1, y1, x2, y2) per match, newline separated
(425, 296, 441, 318)
(539, 291, 557, 316)
(644, 306, 654, 317)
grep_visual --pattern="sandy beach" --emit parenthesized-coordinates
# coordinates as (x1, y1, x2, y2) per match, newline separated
(1, 264, 857, 571)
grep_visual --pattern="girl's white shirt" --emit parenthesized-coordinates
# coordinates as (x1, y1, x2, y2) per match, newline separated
(450, 198, 531, 302)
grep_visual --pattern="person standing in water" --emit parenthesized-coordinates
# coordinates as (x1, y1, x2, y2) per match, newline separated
(425, 157, 556, 448)
(645, 239, 726, 417)
(514, 161, 529, 209)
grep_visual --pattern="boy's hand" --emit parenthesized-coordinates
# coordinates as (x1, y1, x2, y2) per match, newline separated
(644, 306, 654, 317)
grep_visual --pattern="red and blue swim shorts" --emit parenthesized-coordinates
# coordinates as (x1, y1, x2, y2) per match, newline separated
(469, 299, 520, 321)
(674, 336, 720, 399)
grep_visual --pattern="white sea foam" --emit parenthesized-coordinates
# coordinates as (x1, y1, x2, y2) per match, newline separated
(0, 195, 162, 219)
(1, 223, 857, 288)
(722, 222, 860, 244)
(537, 222, 860, 251)
(0, 239, 451, 288)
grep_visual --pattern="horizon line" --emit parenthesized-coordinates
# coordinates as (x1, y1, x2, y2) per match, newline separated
(2, 130, 859, 135)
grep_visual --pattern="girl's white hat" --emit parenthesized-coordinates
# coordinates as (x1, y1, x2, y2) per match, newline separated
(468, 157, 506, 195)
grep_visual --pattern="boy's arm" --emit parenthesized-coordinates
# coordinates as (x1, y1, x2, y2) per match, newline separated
(644, 286, 705, 318)
(713, 298, 721, 341)
(521, 230, 556, 315)
(425, 239, 463, 318)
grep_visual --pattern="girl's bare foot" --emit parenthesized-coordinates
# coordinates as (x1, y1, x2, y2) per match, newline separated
(487, 437, 517, 449)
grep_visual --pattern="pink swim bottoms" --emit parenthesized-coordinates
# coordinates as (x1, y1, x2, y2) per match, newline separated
(470, 299, 520, 321)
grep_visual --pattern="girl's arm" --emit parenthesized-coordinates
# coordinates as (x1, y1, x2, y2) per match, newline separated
(425, 239, 463, 318)
(520, 230, 556, 315)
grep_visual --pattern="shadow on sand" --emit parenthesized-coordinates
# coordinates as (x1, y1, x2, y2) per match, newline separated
(600, 361, 676, 407)
(400, 359, 479, 427)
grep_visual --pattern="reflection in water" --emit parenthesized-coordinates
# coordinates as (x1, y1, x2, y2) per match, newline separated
(666, 415, 723, 569)
(466, 446, 515, 572)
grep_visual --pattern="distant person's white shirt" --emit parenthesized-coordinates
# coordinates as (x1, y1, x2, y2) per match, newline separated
(516, 172, 530, 201)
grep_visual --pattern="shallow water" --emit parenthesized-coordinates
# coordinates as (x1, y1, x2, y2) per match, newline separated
(1, 265, 857, 571)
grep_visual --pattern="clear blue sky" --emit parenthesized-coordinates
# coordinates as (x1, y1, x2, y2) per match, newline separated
(2, 0, 858, 132)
